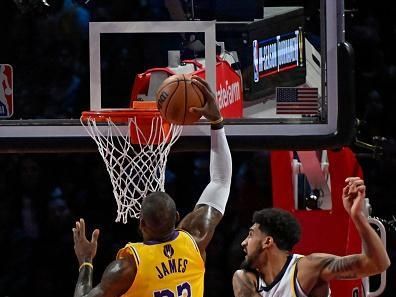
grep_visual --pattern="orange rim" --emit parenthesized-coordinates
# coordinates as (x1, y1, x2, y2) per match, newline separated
(81, 108, 163, 124)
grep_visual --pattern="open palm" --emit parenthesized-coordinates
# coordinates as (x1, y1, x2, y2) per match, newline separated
(72, 218, 100, 265)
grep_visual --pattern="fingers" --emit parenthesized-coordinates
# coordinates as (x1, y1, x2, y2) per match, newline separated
(190, 76, 222, 122)
(342, 185, 350, 197)
(192, 75, 210, 90)
(72, 227, 78, 242)
(191, 76, 214, 99)
(91, 229, 100, 244)
(191, 79, 210, 98)
(356, 184, 366, 195)
(345, 177, 364, 190)
(73, 218, 87, 241)
(189, 106, 204, 114)
(344, 177, 366, 199)
(80, 218, 86, 239)
(345, 177, 363, 184)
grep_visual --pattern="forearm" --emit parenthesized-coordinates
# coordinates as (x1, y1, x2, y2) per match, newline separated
(74, 265, 93, 297)
(352, 212, 390, 273)
(196, 126, 232, 214)
(209, 126, 232, 183)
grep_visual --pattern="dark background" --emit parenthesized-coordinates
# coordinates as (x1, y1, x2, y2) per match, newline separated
(1, 0, 396, 296)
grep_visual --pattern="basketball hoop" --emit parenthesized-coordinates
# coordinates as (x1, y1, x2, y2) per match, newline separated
(81, 101, 183, 223)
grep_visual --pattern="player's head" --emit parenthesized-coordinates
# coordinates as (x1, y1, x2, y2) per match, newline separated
(241, 208, 301, 269)
(139, 191, 179, 240)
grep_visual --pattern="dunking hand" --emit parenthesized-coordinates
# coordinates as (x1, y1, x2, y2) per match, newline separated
(190, 75, 222, 122)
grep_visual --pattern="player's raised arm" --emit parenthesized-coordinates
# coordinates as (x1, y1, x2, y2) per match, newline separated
(177, 76, 232, 257)
(73, 218, 136, 297)
(298, 177, 390, 285)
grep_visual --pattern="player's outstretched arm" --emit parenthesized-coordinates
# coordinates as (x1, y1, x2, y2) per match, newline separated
(298, 177, 390, 286)
(232, 270, 262, 297)
(73, 219, 136, 297)
(178, 76, 232, 258)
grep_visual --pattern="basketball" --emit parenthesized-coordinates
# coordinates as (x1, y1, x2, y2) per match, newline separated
(156, 74, 206, 125)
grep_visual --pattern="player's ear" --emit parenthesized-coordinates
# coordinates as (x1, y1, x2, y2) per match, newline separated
(262, 236, 273, 249)
(175, 211, 180, 224)
(139, 216, 145, 230)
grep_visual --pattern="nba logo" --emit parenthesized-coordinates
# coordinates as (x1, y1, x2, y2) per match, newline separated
(252, 40, 259, 83)
(0, 64, 13, 118)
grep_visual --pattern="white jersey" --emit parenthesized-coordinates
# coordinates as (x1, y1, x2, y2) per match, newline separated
(255, 254, 330, 297)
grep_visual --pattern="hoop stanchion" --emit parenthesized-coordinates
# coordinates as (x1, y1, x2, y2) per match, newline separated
(81, 105, 182, 223)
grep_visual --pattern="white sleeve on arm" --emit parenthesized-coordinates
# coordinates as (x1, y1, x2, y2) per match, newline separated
(196, 127, 232, 214)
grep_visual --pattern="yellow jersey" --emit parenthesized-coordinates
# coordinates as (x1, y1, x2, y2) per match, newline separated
(117, 229, 205, 297)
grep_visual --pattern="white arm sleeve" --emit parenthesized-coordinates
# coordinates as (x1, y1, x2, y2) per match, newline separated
(196, 127, 232, 214)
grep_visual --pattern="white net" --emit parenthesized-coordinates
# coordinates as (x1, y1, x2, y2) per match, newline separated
(81, 114, 182, 223)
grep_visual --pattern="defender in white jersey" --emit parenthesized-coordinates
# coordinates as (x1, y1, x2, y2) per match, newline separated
(254, 254, 310, 297)
(233, 177, 390, 297)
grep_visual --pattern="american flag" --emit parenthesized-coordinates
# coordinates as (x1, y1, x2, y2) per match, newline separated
(276, 87, 318, 115)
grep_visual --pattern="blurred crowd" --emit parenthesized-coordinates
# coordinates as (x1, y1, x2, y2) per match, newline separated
(1, 0, 396, 296)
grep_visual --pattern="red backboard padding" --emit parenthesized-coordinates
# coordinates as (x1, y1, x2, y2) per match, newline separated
(270, 148, 364, 297)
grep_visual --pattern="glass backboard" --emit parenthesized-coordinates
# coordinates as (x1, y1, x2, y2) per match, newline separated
(0, 0, 355, 152)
